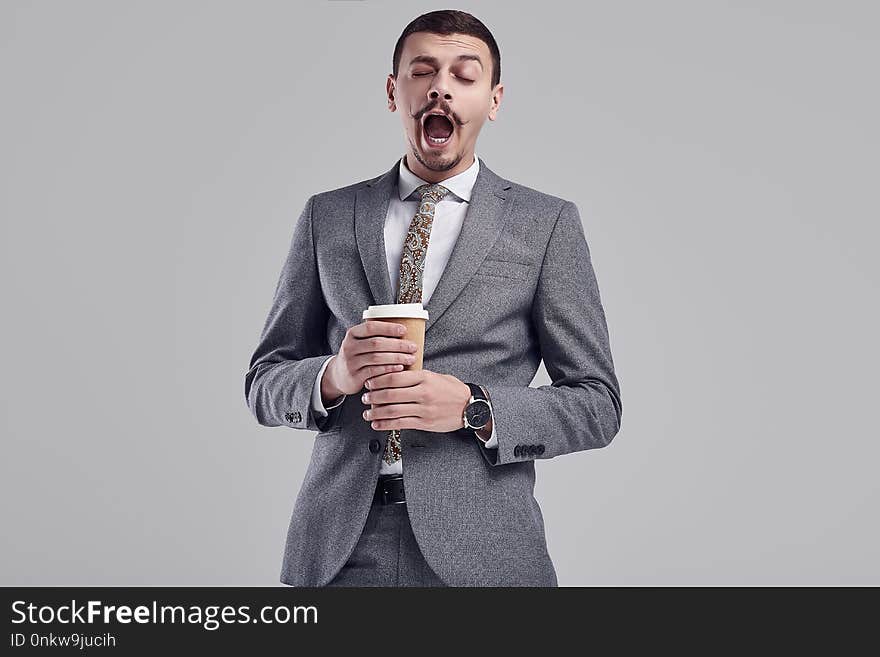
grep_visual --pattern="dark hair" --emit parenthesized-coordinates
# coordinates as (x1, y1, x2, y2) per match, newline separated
(392, 9, 501, 88)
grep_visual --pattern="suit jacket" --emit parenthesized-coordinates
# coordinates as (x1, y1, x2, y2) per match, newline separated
(244, 157, 623, 587)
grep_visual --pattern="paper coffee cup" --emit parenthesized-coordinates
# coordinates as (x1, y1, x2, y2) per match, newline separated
(362, 303, 428, 370)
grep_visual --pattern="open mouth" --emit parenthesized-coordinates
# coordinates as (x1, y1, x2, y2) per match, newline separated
(421, 113, 454, 147)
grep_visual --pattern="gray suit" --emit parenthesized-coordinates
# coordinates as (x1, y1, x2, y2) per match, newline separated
(244, 157, 623, 587)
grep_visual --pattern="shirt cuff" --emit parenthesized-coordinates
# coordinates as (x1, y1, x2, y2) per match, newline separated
(482, 419, 498, 448)
(311, 355, 346, 417)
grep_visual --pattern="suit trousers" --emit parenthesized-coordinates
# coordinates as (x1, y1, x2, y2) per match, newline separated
(325, 497, 447, 587)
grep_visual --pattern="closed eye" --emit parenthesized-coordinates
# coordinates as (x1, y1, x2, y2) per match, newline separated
(413, 72, 475, 83)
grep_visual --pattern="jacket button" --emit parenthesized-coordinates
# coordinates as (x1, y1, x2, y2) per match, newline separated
(369, 439, 381, 454)
(514, 444, 521, 457)
(537, 444, 545, 455)
(526, 444, 535, 455)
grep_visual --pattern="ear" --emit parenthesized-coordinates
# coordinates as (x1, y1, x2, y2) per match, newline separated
(386, 74, 397, 112)
(487, 83, 504, 121)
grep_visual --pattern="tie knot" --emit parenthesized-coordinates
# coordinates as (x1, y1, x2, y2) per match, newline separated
(416, 183, 450, 203)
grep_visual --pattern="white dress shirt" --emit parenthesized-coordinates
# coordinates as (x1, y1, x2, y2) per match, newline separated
(310, 153, 498, 474)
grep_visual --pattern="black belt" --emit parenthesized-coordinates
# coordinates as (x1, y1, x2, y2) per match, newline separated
(374, 474, 406, 505)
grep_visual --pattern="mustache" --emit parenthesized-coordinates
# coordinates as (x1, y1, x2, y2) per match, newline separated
(415, 102, 464, 126)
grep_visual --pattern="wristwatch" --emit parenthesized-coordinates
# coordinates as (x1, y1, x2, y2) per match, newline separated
(462, 383, 492, 439)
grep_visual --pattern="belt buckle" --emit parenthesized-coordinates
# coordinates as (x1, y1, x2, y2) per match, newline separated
(379, 476, 406, 505)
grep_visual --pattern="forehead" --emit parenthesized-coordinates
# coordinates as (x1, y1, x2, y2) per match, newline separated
(401, 31, 489, 65)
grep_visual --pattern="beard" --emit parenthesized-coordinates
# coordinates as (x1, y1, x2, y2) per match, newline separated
(407, 136, 462, 172)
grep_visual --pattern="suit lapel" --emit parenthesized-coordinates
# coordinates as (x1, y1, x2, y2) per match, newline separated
(424, 158, 511, 333)
(355, 160, 398, 307)
(354, 156, 512, 334)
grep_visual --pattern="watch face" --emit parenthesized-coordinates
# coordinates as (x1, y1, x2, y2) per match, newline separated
(466, 399, 491, 428)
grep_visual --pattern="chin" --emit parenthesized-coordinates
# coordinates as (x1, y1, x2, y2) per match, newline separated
(424, 154, 460, 171)
(411, 142, 461, 172)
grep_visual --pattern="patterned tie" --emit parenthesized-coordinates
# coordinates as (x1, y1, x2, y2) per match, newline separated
(382, 183, 451, 466)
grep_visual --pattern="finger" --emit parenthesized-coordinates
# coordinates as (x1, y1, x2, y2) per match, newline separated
(365, 369, 421, 390)
(362, 384, 419, 405)
(369, 416, 424, 432)
(351, 320, 406, 339)
(349, 335, 418, 357)
(353, 350, 416, 370)
(363, 403, 421, 421)
(357, 363, 406, 382)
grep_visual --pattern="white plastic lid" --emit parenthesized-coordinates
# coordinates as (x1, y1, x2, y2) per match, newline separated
(362, 302, 429, 320)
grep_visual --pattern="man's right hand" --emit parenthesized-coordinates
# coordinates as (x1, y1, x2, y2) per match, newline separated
(321, 320, 419, 402)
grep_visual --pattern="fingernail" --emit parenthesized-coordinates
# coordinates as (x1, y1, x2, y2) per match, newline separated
(363, 410, 370, 420)
(362, 394, 370, 403)
(365, 379, 371, 389)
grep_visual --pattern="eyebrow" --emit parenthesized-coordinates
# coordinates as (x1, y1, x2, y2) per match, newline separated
(408, 54, 484, 69)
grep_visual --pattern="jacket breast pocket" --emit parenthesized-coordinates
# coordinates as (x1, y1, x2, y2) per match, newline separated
(473, 258, 534, 282)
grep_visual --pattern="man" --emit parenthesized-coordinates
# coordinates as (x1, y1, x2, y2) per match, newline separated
(244, 10, 622, 587)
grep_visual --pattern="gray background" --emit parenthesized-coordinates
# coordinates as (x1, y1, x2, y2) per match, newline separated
(2, 1, 877, 585)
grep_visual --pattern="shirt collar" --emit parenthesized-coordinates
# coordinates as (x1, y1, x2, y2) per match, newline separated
(397, 153, 480, 202)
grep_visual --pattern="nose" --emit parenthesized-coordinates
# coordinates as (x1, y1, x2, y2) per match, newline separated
(428, 75, 452, 103)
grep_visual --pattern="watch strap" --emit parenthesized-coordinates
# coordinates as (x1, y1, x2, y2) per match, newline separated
(466, 382, 486, 402)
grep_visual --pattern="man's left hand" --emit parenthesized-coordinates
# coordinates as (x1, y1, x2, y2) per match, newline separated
(360, 369, 470, 433)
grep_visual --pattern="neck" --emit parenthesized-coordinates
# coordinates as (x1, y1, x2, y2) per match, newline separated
(404, 152, 475, 183)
